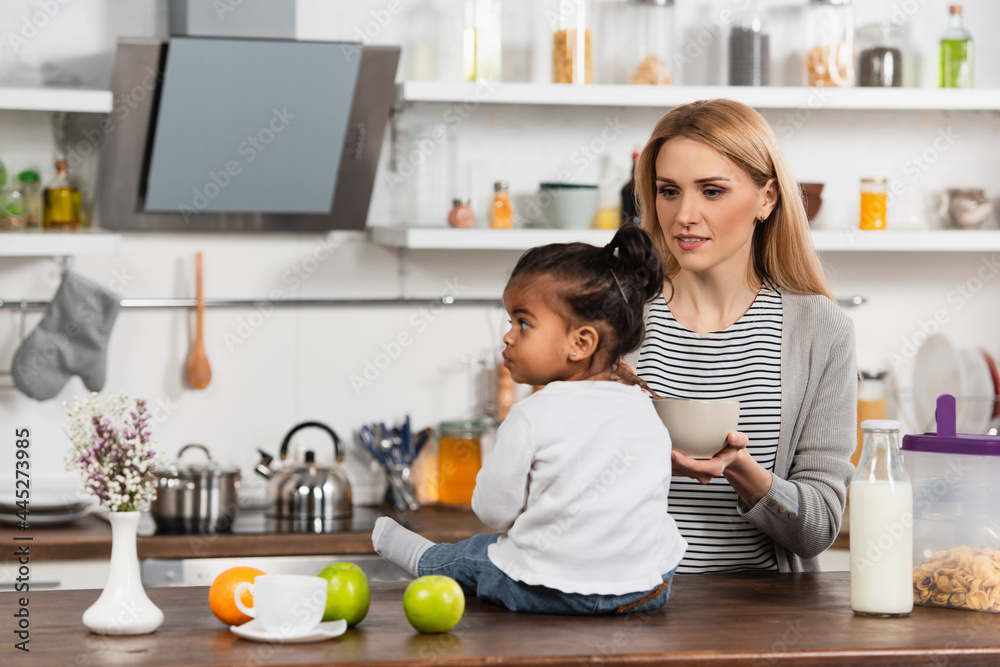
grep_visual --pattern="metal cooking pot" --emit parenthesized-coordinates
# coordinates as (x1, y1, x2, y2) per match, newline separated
(151, 444, 241, 534)
(256, 421, 352, 533)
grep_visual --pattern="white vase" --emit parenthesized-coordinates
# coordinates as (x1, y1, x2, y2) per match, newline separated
(82, 511, 164, 635)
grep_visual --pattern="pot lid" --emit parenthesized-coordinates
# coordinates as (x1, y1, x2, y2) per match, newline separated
(159, 443, 240, 477)
(901, 394, 1000, 456)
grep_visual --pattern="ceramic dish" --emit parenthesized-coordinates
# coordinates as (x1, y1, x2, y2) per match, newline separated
(0, 506, 92, 526)
(0, 490, 91, 515)
(230, 619, 347, 644)
(912, 334, 963, 433)
(982, 349, 1000, 418)
(959, 347, 994, 435)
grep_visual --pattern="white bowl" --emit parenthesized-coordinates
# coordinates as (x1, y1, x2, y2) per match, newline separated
(652, 398, 741, 459)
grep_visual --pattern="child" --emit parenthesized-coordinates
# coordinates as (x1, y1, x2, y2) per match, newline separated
(373, 224, 686, 615)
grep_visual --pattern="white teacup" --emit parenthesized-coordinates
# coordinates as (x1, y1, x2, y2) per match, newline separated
(233, 574, 327, 635)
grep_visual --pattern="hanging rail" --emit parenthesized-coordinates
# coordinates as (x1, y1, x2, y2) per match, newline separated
(0, 296, 504, 310)
(0, 295, 867, 311)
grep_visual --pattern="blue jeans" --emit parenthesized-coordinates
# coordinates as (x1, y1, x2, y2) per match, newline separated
(418, 533, 676, 615)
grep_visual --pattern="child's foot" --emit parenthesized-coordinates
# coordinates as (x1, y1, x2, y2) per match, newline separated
(372, 516, 435, 578)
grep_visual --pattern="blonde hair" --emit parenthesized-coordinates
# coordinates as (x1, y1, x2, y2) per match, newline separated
(634, 99, 834, 301)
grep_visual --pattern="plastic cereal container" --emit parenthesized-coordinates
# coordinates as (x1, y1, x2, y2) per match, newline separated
(902, 394, 1000, 612)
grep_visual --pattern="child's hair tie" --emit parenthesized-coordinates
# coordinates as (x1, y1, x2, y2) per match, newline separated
(604, 242, 629, 304)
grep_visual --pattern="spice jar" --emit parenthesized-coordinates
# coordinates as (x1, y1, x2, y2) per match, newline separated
(621, 0, 675, 85)
(437, 420, 483, 506)
(463, 0, 502, 82)
(551, 0, 592, 84)
(805, 0, 855, 87)
(448, 198, 476, 228)
(728, 7, 770, 86)
(857, 23, 903, 87)
(18, 170, 42, 227)
(491, 180, 512, 229)
(859, 178, 887, 230)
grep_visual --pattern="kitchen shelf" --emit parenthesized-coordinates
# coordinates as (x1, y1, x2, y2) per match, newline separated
(371, 226, 1000, 252)
(0, 229, 122, 256)
(0, 86, 113, 113)
(369, 226, 616, 250)
(811, 229, 1000, 252)
(397, 82, 1000, 111)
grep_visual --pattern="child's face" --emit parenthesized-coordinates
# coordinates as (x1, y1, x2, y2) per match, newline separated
(501, 279, 577, 386)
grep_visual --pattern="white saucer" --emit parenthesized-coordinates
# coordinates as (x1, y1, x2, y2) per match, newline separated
(230, 619, 348, 644)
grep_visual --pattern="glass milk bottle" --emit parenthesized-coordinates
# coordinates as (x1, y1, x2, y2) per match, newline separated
(850, 419, 913, 617)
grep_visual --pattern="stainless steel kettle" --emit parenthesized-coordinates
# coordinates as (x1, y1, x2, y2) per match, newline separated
(256, 421, 352, 532)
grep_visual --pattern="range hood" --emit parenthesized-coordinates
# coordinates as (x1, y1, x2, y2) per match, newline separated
(97, 37, 399, 232)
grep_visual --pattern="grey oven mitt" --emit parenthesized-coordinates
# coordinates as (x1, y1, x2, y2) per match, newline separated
(12, 271, 121, 401)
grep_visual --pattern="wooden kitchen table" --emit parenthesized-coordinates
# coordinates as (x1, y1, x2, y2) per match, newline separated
(6, 572, 999, 666)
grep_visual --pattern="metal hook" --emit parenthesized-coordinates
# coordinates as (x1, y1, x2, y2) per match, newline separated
(58, 255, 74, 276)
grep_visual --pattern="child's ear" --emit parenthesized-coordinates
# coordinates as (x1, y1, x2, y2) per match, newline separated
(569, 325, 599, 361)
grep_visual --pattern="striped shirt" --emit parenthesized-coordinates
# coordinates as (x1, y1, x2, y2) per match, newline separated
(636, 283, 782, 574)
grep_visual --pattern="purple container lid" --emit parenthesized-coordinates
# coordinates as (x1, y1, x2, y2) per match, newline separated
(901, 394, 1000, 456)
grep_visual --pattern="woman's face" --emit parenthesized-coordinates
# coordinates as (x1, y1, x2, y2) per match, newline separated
(654, 137, 775, 280)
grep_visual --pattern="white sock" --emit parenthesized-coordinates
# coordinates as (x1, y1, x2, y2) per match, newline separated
(372, 516, 435, 578)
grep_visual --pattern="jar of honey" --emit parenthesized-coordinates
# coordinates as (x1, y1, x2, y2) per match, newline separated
(859, 177, 887, 230)
(437, 420, 483, 506)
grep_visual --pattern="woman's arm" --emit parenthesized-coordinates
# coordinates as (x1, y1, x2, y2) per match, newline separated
(737, 315, 857, 559)
(470, 409, 533, 530)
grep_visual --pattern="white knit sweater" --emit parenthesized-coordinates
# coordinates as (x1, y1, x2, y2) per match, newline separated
(471, 381, 687, 596)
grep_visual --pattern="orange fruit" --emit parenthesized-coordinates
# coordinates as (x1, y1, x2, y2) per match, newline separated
(208, 566, 266, 626)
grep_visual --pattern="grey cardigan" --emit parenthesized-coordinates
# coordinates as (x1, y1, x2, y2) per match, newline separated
(627, 288, 858, 572)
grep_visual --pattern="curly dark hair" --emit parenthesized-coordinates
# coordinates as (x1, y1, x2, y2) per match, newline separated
(507, 224, 665, 364)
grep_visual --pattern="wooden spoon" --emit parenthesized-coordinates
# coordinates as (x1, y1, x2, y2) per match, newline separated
(186, 252, 212, 389)
(614, 363, 662, 399)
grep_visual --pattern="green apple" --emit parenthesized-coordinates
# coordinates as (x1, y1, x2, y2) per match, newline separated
(317, 562, 370, 626)
(403, 575, 465, 634)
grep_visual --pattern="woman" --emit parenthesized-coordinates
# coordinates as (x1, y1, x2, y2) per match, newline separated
(623, 99, 857, 574)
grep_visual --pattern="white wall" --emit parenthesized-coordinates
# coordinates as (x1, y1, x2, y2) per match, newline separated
(1, 0, 998, 504)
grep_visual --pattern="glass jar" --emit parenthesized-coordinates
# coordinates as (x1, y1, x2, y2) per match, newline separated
(447, 197, 476, 228)
(849, 420, 913, 617)
(437, 420, 483, 506)
(551, 0, 592, 84)
(728, 7, 770, 86)
(464, 0, 502, 82)
(491, 180, 512, 229)
(43, 159, 82, 228)
(390, 122, 454, 228)
(805, 0, 855, 87)
(857, 23, 903, 87)
(939, 4, 973, 88)
(854, 371, 887, 467)
(622, 0, 675, 85)
(859, 177, 887, 230)
(0, 185, 28, 228)
(18, 169, 42, 227)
